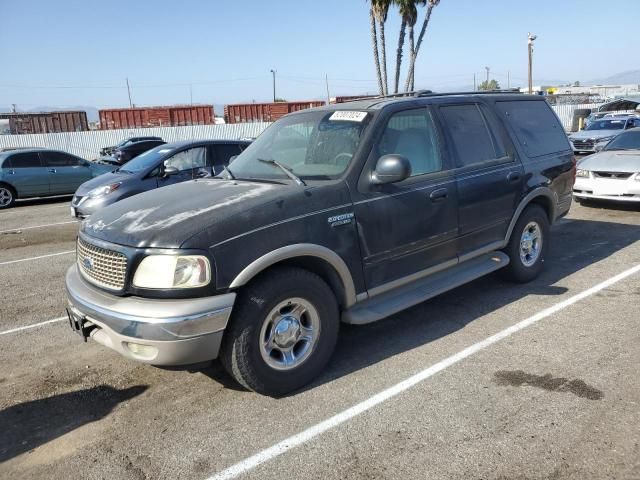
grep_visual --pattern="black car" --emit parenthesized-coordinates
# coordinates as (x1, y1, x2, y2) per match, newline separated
(99, 136, 163, 157)
(71, 139, 250, 218)
(65, 91, 575, 396)
(112, 138, 166, 164)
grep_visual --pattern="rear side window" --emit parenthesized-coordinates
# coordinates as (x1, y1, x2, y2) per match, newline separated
(44, 151, 83, 166)
(7, 152, 42, 168)
(497, 100, 570, 158)
(440, 104, 502, 167)
(215, 144, 243, 166)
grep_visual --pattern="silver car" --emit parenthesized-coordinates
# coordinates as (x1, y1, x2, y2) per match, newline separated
(573, 128, 640, 203)
(569, 117, 640, 154)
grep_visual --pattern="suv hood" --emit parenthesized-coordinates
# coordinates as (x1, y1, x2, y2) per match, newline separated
(81, 179, 287, 248)
(75, 171, 135, 196)
(569, 129, 621, 141)
(577, 150, 640, 173)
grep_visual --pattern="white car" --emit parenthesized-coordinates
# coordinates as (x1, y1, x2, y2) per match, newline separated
(573, 128, 640, 203)
(569, 117, 640, 154)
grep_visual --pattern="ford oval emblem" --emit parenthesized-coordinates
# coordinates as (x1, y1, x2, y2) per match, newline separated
(83, 257, 94, 270)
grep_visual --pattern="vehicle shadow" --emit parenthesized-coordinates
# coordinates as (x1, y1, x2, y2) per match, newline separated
(12, 195, 72, 209)
(578, 199, 640, 212)
(0, 385, 147, 462)
(200, 217, 640, 397)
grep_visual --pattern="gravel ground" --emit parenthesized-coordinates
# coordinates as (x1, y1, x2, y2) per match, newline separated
(0, 198, 639, 480)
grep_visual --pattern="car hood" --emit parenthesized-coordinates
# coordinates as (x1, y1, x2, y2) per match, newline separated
(80, 179, 291, 248)
(569, 129, 621, 141)
(577, 150, 640, 173)
(75, 171, 136, 196)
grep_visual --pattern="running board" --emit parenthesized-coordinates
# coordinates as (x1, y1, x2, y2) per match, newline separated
(342, 252, 510, 325)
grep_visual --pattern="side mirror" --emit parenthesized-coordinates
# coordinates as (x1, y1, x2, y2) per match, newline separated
(371, 154, 411, 185)
(163, 165, 179, 177)
(229, 155, 238, 164)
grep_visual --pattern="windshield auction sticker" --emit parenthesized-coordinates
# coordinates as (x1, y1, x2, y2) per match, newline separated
(329, 111, 368, 122)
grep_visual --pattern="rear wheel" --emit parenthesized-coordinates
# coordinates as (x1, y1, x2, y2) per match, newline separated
(0, 184, 16, 209)
(501, 205, 549, 283)
(220, 266, 339, 396)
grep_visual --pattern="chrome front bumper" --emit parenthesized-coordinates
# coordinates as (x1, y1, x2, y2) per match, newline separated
(65, 265, 235, 365)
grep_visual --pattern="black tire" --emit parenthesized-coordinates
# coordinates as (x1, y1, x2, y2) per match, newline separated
(0, 183, 16, 209)
(501, 204, 549, 283)
(220, 266, 339, 396)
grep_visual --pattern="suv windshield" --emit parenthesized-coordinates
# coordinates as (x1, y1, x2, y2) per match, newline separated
(120, 145, 174, 173)
(604, 130, 640, 151)
(228, 110, 370, 181)
(586, 119, 626, 131)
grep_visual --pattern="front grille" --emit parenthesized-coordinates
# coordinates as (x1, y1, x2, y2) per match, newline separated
(593, 171, 633, 179)
(77, 237, 127, 290)
(572, 139, 595, 149)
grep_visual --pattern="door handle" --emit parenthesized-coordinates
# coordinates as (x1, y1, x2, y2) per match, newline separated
(507, 172, 521, 183)
(429, 188, 448, 202)
(48, 168, 57, 173)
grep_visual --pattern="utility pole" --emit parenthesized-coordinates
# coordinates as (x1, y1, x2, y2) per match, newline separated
(126, 78, 133, 108)
(270, 69, 277, 102)
(484, 66, 490, 84)
(473, 73, 476, 91)
(528, 33, 537, 94)
(11, 104, 17, 113)
(508, 70, 511, 89)
(325, 74, 331, 104)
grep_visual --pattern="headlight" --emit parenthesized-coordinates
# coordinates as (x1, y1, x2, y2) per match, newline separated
(576, 169, 590, 178)
(133, 255, 211, 289)
(87, 182, 121, 198)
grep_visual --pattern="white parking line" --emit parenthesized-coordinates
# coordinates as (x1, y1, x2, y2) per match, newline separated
(0, 250, 74, 266)
(0, 220, 77, 234)
(207, 262, 640, 480)
(0, 316, 66, 336)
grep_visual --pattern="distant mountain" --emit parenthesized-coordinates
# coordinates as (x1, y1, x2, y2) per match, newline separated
(585, 70, 640, 86)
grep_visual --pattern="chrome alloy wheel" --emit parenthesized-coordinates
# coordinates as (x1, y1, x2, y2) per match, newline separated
(259, 297, 320, 371)
(0, 187, 13, 207)
(520, 221, 543, 267)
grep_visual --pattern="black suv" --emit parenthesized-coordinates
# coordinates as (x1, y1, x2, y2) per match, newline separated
(100, 136, 164, 157)
(65, 92, 575, 396)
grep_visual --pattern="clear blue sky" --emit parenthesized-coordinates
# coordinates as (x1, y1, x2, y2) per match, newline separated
(1, 0, 638, 111)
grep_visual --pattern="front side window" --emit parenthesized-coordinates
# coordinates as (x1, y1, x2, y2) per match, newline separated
(228, 110, 369, 181)
(604, 130, 640, 151)
(214, 144, 243, 166)
(44, 151, 83, 166)
(165, 147, 206, 172)
(7, 152, 42, 168)
(440, 104, 499, 167)
(377, 108, 442, 176)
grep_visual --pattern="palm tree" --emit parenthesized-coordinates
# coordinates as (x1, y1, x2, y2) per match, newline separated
(404, 0, 440, 92)
(369, 4, 385, 95)
(372, 0, 392, 95)
(394, 0, 418, 93)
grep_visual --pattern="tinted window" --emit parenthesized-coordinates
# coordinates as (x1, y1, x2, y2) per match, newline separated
(604, 130, 640, 151)
(165, 147, 206, 171)
(7, 152, 42, 168)
(44, 151, 83, 166)
(498, 100, 570, 158)
(120, 145, 174, 173)
(440, 104, 499, 166)
(585, 119, 625, 131)
(215, 144, 242, 166)
(378, 108, 442, 176)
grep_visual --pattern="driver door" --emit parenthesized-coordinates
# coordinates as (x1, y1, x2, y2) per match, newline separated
(159, 147, 208, 186)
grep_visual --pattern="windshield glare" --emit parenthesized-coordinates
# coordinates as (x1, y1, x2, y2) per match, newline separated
(120, 145, 174, 173)
(228, 111, 369, 181)
(604, 131, 640, 151)
(586, 119, 625, 131)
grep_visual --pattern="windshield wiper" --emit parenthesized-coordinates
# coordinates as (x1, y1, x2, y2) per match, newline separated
(258, 158, 306, 186)
(222, 165, 236, 180)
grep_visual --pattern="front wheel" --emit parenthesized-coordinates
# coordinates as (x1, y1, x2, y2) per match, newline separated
(501, 205, 549, 283)
(220, 267, 339, 396)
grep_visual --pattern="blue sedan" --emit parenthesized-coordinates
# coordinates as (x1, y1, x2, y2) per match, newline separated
(0, 148, 113, 209)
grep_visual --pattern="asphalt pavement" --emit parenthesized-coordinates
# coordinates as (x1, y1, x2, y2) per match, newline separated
(0, 197, 639, 480)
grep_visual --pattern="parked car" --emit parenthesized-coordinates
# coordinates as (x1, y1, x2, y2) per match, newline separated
(65, 92, 575, 395)
(70, 139, 250, 218)
(573, 128, 640, 203)
(111, 138, 166, 164)
(569, 117, 640, 154)
(100, 136, 163, 156)
(0, 149, 113, 209)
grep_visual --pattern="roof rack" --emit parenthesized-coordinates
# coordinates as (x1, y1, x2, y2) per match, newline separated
(342, 88, 522, 104)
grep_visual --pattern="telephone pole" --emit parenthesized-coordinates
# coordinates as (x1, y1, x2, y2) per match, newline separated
(126, 78, 133, 108)
(270, 69, 277, 102)
(484, 66, 490, 84)
(325, 74, 331, 104)
(528, 33, 537, 94)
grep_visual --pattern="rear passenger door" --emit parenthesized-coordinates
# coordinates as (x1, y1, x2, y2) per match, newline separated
(4, 152, 49, 197)
(436, 102, 524, 258)
(354, 106, 459, 292)
(42, 151, 92, 194)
